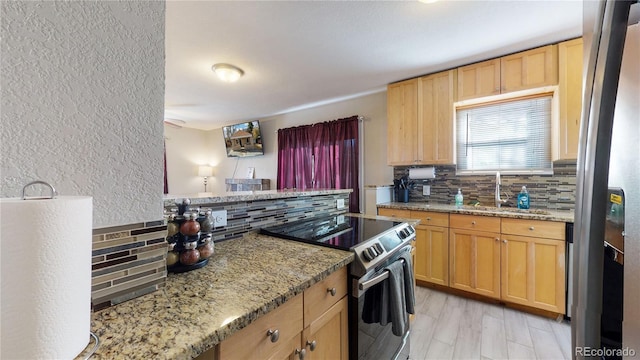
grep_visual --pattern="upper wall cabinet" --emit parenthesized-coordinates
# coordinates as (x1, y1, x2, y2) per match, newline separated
(457, 45, 559, 101)
(387, 70, 456, 166)
(557, 38, 583, 160)
(387, 79, 418, 165)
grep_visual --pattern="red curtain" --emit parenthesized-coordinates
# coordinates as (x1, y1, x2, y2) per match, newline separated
(277, 115, 360, 213)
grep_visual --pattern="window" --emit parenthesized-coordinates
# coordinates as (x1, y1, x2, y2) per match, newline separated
(455, 94, 553, 174)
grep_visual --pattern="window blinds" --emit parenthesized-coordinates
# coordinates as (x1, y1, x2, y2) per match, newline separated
(456, 95, 553, 173)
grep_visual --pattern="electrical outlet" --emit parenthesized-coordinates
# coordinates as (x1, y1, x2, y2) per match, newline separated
(423, 185, 431, 196)
(210, 210, 227, 227)
(336, 199, 345, 209)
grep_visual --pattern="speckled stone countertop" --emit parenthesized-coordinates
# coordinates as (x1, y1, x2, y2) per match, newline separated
(80, 233, 353, 360)
(378, 202, 574, 222)
(163, 189, 352, 206)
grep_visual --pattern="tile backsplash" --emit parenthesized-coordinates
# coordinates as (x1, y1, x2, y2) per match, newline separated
(91, 220, 167, 311)
(393, 161, 576, 211)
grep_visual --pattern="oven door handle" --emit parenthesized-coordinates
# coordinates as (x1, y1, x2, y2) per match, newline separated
(358, 258, 405, 291)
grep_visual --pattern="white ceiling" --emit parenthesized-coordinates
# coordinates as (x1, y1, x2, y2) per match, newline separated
(165, 1, 583, 130)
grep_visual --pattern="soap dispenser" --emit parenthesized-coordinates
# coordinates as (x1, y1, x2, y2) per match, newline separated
(455, 188, 464, 208)
(517, 186, 530, 209)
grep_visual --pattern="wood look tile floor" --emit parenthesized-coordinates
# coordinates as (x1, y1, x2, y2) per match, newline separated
(410, 286, 572, 360)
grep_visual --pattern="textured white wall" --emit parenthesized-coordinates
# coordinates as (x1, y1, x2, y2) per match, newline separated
(1, 1, 165, 228)
(164, 91, 394, 198)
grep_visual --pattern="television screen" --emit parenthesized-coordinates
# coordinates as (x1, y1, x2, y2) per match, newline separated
(222, 120, 264, 158)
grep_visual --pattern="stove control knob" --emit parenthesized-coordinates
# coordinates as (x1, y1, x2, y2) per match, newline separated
(398, 229, 407, 239)
(368, 247, 378, 259)
(362, 248, 374, 261)
(370, 246, 379, 257)
(375, 243, 384, 254)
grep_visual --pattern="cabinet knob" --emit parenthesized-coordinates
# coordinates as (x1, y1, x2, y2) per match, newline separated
(426, 217, 431, 221)
(495, 238, 499, 242)
(471, 221, 476, 225)
(503, 239, 507, 244)
(529, 226, 535, 231)
(295, 348, 307, 360)
(306, 340, 317, 351)
(266, 329, 279, 343)
(327, 287, 337, 296)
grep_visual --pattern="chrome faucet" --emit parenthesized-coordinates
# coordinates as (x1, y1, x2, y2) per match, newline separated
(495, 171, 509, 208)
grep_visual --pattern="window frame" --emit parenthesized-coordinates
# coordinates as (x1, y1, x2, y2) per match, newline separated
(453, 86, 560, 176)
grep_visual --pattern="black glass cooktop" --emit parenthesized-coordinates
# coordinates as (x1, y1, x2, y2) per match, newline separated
(260, 215, 401, 250)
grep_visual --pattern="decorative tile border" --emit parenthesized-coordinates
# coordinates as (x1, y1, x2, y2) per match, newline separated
(91, 220, 167, 311)
(393, 161, 577, 211)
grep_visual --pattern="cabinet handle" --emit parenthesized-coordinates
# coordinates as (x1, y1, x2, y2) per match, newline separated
(471, 221, 476, 225)
(295, 348, 307, 360)
(266, 329, 279, 343)
(529, 226, 535, 231)
(306, 340, 317, 351)
(426, 217, 431, 221)
(327, 287, 337, 296)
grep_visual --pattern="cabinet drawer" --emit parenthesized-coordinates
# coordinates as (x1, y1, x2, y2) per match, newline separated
(219, 294, 303, 359)
(304, 267, 347, 327)
(410, 210, 449, 227)
(450, 214, 501, 232)
(378, 208, 411, 218)
(501, 218, 565, 240)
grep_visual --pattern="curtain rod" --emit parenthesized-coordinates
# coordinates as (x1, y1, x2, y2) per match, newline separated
(274, 115, 365, 133)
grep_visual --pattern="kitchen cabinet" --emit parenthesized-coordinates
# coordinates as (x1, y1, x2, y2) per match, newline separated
(418, 70, 456, 164)
(387, 79, 418, 165)
(457, 45, 558, 101)
(387, 70, 455, 166)
(218, 267, 348, 360)
(557, 37, 584, 160)
(449, 214, 502, 299)
(500, 218, 566, 313)
(377, 208, 411, 218)
(500, 44, 558, 93)
(410, 211, 450, 286)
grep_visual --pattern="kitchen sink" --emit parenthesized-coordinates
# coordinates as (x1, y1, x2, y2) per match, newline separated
(461, 205, 552, 216)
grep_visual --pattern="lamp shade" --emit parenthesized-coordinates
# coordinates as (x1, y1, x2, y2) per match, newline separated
(198, 166, 213, 177)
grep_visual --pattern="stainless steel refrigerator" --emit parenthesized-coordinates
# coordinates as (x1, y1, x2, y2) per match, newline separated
(573, 0, 639, 358)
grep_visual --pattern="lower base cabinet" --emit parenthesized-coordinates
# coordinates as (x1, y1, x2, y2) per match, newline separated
(449, 228, 501, 299)
(216, 267, 348, 360)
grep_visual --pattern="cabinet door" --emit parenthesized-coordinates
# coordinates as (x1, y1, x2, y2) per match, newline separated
(449, 228, 501, 299)
(415, 225, 449, 286)
(501, 44, 558, 93)
(457, 59, 501, 101)
(418, 70, 456, 164)
(387, 79, 418, 165)
(557, 38, 583, 160)
(501, 235, 566, 313)
(303, 297, 349, 360)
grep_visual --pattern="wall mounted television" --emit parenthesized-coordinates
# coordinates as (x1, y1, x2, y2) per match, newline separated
(222, 120, 264, 158)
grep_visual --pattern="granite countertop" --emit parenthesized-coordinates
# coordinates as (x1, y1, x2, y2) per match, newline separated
(163, 189, 352, 207)
(378, 202, 574, 222)
(80, 233, 354, 360)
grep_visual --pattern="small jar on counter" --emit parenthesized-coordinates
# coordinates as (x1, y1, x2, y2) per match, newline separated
(180, 240, 200, 265)
(199, 210, 214, 233)
(197, 237, 215, 260)
(180, 213, 200, 236)
(166, 242, 179, 267)
(166, 214, 180, 237)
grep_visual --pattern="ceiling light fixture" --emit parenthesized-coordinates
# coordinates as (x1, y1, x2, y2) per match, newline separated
(211, 63, 244, 83)
(418, 0, 438, 3)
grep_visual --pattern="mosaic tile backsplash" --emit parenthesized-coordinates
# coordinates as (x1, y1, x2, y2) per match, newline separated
(393, 161, 577, 211)
(91, 220, 167, 311)
(163, 193, 350, 242)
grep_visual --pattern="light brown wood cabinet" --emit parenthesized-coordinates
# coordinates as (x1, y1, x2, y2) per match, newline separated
(557, 37, 584, 160)
(386, 70, 456, 166)
(449, 214, 501, 299)
(500, 218, 566, 313)
(217, 267, 348, 360)
(411, 211, 450, 286)
(377, 208, 411, 218)
(457, 45, 558, 101)
(387, 79, 418, 165)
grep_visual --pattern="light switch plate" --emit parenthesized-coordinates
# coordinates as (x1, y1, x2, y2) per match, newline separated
(210, 210, 227, 227)
(336, 199, 345, 209)
(423, 185, 431, 196)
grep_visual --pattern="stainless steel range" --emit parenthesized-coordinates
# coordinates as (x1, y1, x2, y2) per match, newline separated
(261, 214, 416, 360)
